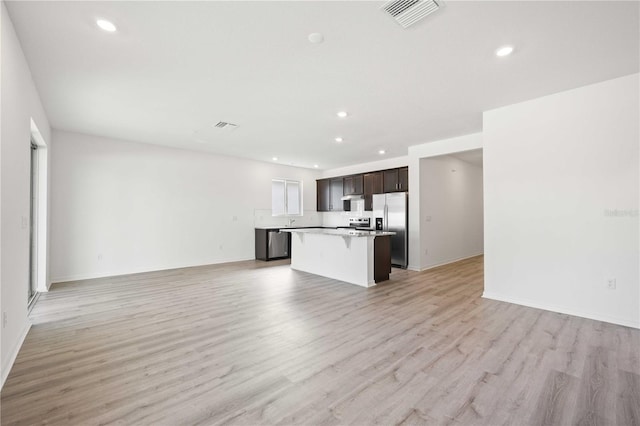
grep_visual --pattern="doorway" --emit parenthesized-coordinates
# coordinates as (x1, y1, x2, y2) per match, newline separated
(417, 149, 484, 270)
(29, 140, 39, 306)
(28, 119, 49, 307)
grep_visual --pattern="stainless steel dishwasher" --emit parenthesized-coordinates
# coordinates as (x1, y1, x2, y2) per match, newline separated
(255, 228, 290, 260)
(268, 230, 289, 258)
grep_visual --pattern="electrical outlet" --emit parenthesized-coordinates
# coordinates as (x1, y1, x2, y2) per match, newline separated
(3, 312, 7, 328)
(97, 254, 103, 261)
(607, 278, 617, 290)
(21, 216, 28, 229)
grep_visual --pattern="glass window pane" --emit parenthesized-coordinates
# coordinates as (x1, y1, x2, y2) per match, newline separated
(272, 180, 285, 216)
(286, 181, 300, 215)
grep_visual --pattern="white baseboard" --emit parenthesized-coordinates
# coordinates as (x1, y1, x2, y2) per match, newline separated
(419, 252, 484, 272)
(482, 291, 640, 329)
(50, 256, 254, 284)
(1, 321, 32, 390)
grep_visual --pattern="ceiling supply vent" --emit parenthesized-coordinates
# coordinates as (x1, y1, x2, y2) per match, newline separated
(382, 0, 441, 28)
(213, 121, 238, 129)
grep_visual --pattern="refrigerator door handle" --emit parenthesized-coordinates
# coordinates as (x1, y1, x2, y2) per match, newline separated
(384, 204, 388, 230)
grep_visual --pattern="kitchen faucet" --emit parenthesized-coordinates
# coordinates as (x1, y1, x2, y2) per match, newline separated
(288, 218, 296, 227)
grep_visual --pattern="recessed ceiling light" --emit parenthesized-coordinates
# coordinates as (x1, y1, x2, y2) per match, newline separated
(335, 137, 343, 143)
(337, 111, 348, 118)
(495, 45, 514, 57)
(272, 157, 278, 161)
(378, 150, 386, 155)
(308, 33, 324, 44)
(314, 164, 319, 168)
(96, 19, 117, 32)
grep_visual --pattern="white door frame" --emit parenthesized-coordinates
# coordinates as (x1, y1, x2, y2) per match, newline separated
(30, 119, 49, 293)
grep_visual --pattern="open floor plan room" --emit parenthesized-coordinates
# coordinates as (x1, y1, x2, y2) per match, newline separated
(2, 257, 638, 425)
(1, 1, 638, 424)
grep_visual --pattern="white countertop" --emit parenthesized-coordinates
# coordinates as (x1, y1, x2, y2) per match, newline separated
(281, 228, 395, 238)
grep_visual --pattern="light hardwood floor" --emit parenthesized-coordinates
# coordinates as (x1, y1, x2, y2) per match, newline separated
(1, 256, 639, 425)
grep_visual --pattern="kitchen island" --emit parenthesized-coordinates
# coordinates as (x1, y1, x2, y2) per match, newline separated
(281, 228, 395, 287)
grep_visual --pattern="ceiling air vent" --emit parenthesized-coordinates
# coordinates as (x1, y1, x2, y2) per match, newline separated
(382, 0, 441, 28)
(213, 121, 238, 129)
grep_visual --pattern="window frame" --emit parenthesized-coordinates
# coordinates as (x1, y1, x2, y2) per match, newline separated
(271, 178, 303, 217)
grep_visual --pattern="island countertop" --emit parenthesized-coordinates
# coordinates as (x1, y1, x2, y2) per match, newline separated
(283, 227, 394, 287)
(281, 228, 395, 237)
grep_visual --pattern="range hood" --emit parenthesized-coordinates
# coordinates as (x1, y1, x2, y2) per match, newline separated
(341, 194, 365, 201)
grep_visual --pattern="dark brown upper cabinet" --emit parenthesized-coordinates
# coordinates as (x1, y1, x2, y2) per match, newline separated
(363, 172, 383, 211)
(383, 167, 409, 193)
(329, 178, 344, 211)
(343, 174, 364, 196)
(398, 167, 408, 191)
(316, 179, 331, 212)
(317, 167, 407, 212)
(316, 178, 345, 212)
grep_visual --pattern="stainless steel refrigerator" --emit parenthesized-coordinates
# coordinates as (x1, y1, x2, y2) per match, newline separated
(372, 192, 408, 268)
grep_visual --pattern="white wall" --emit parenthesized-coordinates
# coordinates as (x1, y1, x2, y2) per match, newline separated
(420, 155, 484, 269)
(409, 133, 483, 160)
(322, 156, 409, 179)
(1, 2, 52, 386)
(483, 73, 639, 329)
(50, 131, 321, 282)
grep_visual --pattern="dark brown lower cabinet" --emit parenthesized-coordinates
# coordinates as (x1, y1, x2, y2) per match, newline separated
(374, 236, 392, 283)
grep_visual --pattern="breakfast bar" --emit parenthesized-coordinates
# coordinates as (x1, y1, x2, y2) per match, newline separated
(281, 228, 394, 287)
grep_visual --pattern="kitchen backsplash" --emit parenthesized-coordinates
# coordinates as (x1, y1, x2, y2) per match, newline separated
(254, 209, 323, 228)
(254, 207, 375, 229)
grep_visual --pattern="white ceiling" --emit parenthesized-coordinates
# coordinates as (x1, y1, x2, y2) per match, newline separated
(6, 1, 639, 170)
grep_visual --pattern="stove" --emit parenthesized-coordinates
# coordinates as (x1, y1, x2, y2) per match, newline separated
(348, 217, 370, 228)
(335, 218, 372, 230)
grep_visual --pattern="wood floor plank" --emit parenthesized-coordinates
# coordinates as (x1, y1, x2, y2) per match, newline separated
(616, 370, 640, 426)
(531, 370, 581, 426)
(573, 346, 618, 425)
(1, 256, 638, 425)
